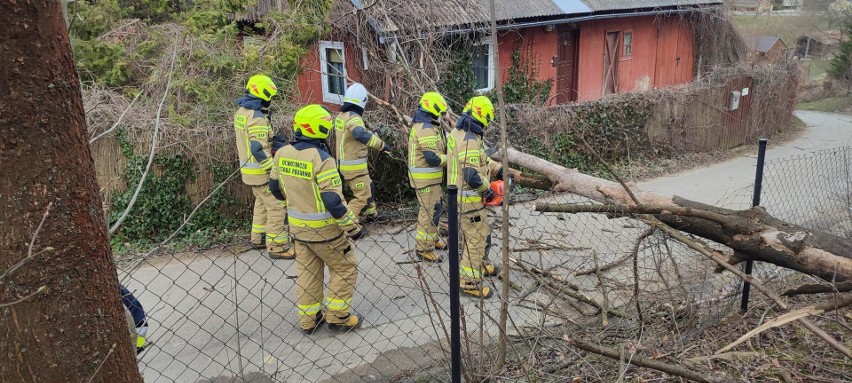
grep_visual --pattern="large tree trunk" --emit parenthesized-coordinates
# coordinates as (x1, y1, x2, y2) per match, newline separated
(493, 148, 852, 282)
(0, 2, 142, 382)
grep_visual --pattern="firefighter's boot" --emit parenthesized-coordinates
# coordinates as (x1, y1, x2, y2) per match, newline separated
(416, 250, 443, 263)
(483, 262, 500, 277)
(251, 235, 266, 250)
(300, 313, 326, 335)
(268, 246, 296, 260)
(461, 282, 493, 299)
(327, 314, 362, 333)
(434, 239, 447, 250)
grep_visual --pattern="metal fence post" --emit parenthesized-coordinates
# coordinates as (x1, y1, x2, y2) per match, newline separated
(447, 185, 462, 383)
(741, 138, 768, 311)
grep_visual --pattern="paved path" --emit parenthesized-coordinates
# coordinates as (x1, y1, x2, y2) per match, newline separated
(641, 111, 852, 209)
(124, 111, 851, 382)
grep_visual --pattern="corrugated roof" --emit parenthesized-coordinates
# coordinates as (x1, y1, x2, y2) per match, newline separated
(745, 35, 784, 53)
(362, 0, 722, 34)
(359, 0, 592, 33)
(580, 0, 722, 12)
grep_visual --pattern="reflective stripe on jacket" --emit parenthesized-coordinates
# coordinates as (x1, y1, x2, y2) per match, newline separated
(234, 106, 273, 185)
(334, 111, 385, 179)
(447, 127, 501, 214)
(408, 120, 446, 189)
(270, 142, 354, 242)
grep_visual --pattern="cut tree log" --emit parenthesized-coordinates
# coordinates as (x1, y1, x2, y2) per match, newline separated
(490, 147, 852, 282)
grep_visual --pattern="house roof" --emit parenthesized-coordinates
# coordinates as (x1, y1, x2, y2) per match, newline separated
(360, 0, 723, 34)
(580, 0, 721, 12)
(231, 0, 723, 33)
(745, 35, 785, 53)
(733, 0, 760, 7)
(798, 30, 843, 46)
(357, 0, 590, 34)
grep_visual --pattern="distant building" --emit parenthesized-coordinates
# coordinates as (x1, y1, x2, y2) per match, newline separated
(796, 31, 843, 59)
(732, 0, 774, 12)
(779, 0, 804, 10)
(233, 0, 726, 106)
(744, 36, 788, 64)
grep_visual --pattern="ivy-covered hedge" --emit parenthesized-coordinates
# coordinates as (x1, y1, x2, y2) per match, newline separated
(75, 0, 333, 244)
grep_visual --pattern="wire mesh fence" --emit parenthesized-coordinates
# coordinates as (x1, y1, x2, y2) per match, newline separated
(117, 145, 851, 382)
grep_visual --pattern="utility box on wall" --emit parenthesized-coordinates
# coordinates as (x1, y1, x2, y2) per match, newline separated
(730, 90, 741, 111)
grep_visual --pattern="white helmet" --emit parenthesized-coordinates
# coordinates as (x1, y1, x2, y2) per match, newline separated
(343, 83, 368, 108)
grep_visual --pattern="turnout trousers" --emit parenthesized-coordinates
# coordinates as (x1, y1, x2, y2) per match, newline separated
(251, 185, 289, 252)
(294, 234, 359, 329)
(414, 185, 442, 252)
(344, 174, 376, 217)
(460, 208, 490, 287)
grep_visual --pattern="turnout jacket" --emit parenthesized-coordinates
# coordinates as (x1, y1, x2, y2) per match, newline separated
(234, 95, 274, 186)
(269, 138, 360, 242)
(334, 106, 386, 179)
(407, 109, 446, 189)
(447, 114, 503, 214)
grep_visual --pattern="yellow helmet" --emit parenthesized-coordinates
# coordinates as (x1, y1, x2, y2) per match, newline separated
(463, 96, 495, 127)
(419, 92, 448, 117)
(246, 74, 278, 101)
(293, 104, 333, 140)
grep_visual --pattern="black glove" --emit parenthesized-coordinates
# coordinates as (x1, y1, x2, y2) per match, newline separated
(382, 143, 393, 153)
(481, 188, 496, 203)
(494, 167, 504, 181)
(347, 226, 367, 241)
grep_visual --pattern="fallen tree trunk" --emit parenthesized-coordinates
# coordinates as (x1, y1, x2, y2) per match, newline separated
(491, 148, 852, 282)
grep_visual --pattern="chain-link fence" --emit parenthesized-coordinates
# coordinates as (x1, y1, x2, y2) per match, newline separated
(762, 146, 852, 238)
(118, 145, 851, 382)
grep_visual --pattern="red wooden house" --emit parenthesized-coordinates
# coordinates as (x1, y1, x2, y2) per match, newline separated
(235, 0, 723, 107)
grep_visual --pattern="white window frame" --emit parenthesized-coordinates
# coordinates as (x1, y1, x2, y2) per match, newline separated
(319, 40, 346, 104)
(473, 38, 496, 93)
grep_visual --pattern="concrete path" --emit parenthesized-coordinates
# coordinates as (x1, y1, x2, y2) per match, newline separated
(124, 111, 851, 383)
(641, 111, 852, 210)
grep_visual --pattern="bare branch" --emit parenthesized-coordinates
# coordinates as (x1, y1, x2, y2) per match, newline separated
(109, 43, 178, 236)
(1, 202, 54, 283)
(566, 336, 737, 383)
(89, 92, 141, 145)
(717, 293, 852, 354)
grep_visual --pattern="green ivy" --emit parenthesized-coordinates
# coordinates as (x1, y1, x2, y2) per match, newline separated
(440, 46, 477, 111)
(109, 128, 244, 244)
(500, 49, 552, 105)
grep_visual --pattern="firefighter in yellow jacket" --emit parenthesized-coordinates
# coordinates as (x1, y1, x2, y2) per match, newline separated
(408, 92, 450, 262)
(447, 96, 504, 298)
(334, 83, 392, 222)
(234, 74, 293, 259)
(269, 104, 366, 333)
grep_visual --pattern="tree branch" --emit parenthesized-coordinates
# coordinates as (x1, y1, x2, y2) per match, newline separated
(566, 336, 736, 383)
(108, 43, 177, 236)
(89, 92, 141, 145)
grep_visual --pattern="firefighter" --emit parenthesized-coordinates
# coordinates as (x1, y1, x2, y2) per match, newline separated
(408, 92, 450, 262)
(334, 83, 392, 222)
(234, 74, 293, 259)
(269, 104, 366, 334)
(120, 284, 148, 354)
(447, 96, 504, 299)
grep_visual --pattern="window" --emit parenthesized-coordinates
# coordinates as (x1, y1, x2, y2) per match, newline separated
(622, 31, 633, 58)
(319, 40, 346, 104)
(472, 38, 495, 92)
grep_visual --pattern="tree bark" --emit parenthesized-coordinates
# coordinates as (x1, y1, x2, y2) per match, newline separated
(0, 1, 142, 382)
(493, 148, 852, 282)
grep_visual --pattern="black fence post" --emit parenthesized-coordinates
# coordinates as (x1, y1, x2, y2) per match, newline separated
(447, 185, 462, 383)
(741, 138, 768, 311)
